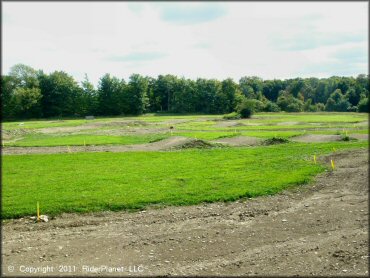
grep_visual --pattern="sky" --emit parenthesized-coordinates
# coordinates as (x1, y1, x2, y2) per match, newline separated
(2, 1, 368, 86)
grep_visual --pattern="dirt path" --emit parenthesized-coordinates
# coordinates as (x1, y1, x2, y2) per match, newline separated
(213, 136, 262, 146)
(291, 134, 344, 142)
(2, 149, 368, 276)
(2, 137, 199, 155)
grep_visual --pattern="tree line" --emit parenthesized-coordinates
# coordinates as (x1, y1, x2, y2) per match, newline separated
(1, 64, 369, 119)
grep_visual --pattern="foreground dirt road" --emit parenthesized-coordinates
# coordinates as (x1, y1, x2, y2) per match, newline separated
(2, 149, 368, 276)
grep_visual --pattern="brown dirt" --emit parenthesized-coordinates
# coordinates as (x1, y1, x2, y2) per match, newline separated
(37, 121, 149, 134)
(292, 134, 343, 143)
(356, 121, 369, 126)
(2, 137, 201, 155)
(1, 129, 31, 140)
(214, 135, 263, 146)
(349, 134, 368, 140)
(2, 149, 368, 276)
(276, 121, 300, 126)
(89, 127, 169, 136)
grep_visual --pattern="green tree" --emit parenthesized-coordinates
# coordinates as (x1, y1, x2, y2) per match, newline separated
(9, 64, 39, 89)
(97, 74, 124, 115)
(214, 78, 239, 114)
(357, 98, 369, 112)
(125, 74, 149, 115)
(239, 76, 263, 99)
(263, 101, 281, 112)
(325, 89, 351, 112)
(1, 75, 17, 118)
(12, 87, 42, 118)
(80, 74, 99, 115)
(277, 90, 303, 112)
(39, 71, 82, 117)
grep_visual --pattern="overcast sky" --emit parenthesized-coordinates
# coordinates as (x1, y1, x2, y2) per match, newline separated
(2, 1, 368, 85)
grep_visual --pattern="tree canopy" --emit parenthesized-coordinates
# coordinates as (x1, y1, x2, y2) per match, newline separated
(1, 64, 369, 119)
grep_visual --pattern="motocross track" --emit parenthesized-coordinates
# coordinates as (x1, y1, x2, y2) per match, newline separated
(2, 149, 369, 276)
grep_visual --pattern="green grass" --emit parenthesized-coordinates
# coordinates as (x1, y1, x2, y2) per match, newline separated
(175, 131, 240, 140)
(2, 119, 88, 130)
(240, 130, 305, 138)
(254, 112, 367, 123)
(7, 133, 169, 147)
(2, 141, 367, 219)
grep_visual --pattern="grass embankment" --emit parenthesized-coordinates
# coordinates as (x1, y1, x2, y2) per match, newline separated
(2, 141, 367, 219)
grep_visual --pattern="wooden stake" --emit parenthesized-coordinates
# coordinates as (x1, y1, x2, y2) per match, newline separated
(331, 159, 335, 171)
(37, 202, 40, 221)
(313, 154, 316, 164)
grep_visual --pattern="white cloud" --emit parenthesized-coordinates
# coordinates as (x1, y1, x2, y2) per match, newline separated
(2, 2, 368, 86)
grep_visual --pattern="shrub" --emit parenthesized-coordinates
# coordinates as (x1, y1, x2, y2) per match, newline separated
(237, 99, 255, 118)
(263, 137, 289, 145)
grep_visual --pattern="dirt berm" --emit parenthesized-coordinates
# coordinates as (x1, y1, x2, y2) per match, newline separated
(2, 149, 368, 276)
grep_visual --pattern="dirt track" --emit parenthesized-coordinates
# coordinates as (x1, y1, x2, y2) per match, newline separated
(2, 149, 369, 276)
(1, 137, 198, 155)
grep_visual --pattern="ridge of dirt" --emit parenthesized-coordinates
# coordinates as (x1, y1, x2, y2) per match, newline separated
(2, 149, 368, 276)
(213, 135, 263, 146)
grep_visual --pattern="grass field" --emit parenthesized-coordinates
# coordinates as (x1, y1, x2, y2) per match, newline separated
(2, 112, 368, 219)
(2, 141, 367, 219)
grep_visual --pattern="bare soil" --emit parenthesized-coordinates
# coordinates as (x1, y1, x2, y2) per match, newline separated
(2, 137, 201, 155)
(37, 121, 149, 134)
(350, 134, 368, 140)
(292, 134, 344, 143)
(214, 136, 262, 146)
(276, 121, 300, 126)
(2, 149, 368, 276)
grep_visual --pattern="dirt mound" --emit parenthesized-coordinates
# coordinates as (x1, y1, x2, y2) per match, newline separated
(147, 136, 195, 150)
(214, 136, 262, 146)
(2, 149, 368, 276)
(262, 137, 290, 145)
(291, 134, 343, 143)
(173, 139, 216, 150)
